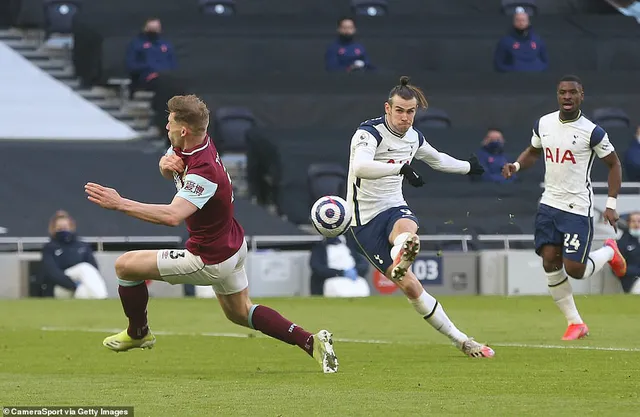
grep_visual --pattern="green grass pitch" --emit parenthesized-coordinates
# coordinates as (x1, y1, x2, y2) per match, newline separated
(1, 295, 639, 416)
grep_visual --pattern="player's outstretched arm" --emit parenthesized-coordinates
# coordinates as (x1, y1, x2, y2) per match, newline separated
(414, 141, 479, 175)
(502, 146, 541, 179)
(601, 152, 622, 231)
(85, 182, 197, 226)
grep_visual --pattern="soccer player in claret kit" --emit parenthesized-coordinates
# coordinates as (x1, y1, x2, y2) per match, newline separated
(85, 95, 338, 373)
(346, 76, 495, 358)
(502, 75, 627, 340)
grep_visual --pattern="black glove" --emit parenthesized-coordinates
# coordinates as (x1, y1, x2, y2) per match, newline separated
(400, 164, 425, 187)
(467, 154, 485, 176)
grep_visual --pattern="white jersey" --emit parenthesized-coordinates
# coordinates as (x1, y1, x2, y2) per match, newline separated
(532, 110, 614, 217)
(346, 116, 470, 226)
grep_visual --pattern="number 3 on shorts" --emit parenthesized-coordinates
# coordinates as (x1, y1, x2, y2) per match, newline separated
(563, 233, 581, 251)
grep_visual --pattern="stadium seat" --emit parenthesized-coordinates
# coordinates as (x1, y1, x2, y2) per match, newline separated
(351, 0, 388, 16)
(43, 0, 82, 36)
(592, 107, 631, 128)
(414, 108, 452, 129)
(213, 107, 256, 153)
(501, 0, 538, 16)
(199, 0, 236, 15)
(307, 163, 347, 208)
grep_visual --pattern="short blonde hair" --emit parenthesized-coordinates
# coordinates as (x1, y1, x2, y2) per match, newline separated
(167, 95, 210, 135)
(48, 210, 76, 236)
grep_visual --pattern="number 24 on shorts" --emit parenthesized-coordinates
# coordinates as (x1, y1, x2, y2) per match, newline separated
(563, 233, 581, 252)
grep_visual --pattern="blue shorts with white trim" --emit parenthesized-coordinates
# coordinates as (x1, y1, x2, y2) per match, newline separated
(534, 203, 593, 263)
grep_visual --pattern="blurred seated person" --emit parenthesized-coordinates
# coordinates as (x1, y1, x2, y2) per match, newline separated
(617, 211, 640, 294)
(310, 235, 370, 297)
(40, 210, 108, 299)
(494, 7, 548, 73)
(325, 17, 374, 73)
(125, 17, 177, 96)
(475, 128, 517, 183)
(623, 126, 640, 181)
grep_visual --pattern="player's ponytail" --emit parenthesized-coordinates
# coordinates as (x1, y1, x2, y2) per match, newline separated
(388, 76, 428, 108)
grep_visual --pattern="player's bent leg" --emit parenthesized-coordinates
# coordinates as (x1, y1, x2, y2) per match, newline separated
(568, 242, 621, 280)
(217, 274, 338, 373)
(388, 218, 420, 282)
(563, 259, 586, 280)
(389, 268, 494, 358)
(216, 287, 253, 327)
(115, 250, 162, 281)
(540, 245, 588, 340)
(103, 250, 161, 352)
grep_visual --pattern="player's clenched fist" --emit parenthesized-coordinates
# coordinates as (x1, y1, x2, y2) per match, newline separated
(502, 163, 518, 179)
(160, 154, 185, 174)
(85, 182, 123, 210)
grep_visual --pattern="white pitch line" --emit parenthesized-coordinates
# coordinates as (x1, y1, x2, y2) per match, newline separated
(39, 327, 640, 352)
(492, 342, 640, 352)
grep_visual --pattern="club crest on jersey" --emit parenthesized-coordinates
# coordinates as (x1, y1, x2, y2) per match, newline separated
(545, 148, 576, 164)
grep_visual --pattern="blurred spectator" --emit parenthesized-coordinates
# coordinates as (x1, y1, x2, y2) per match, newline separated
(623, 126, 640, 181)
(40, 210, 108, 299)
(325, 17, 374, 73)
(309, 236, 370, 297)
(125, 17, 177, 97)
(617, 211, 640, 294)
(475, 128, 517, 183)
(494, 8, 548, 73)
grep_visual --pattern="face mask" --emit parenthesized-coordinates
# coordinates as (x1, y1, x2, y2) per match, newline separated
(484, 141, 504, 154)
(55, 231, 74, 243)
(145, 31, 160, 40)
(630, 229, 640, 238)
(339, 34, 354, 43)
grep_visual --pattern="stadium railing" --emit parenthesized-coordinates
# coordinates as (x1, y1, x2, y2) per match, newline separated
(0, 236, 182, 253)
(541, 182, 640, 190)
(2, 234, 615, 254)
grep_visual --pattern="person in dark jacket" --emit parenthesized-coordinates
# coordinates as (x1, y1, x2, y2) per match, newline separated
(325, 17, 373, 72)
(309, 236, 370, 296)
(623, 126, 640, 181)
(617, 211, 640, 293)
(40, 210, 108, 299)
(494, 8, 548, 73)
(475, 128, 517, 183)
(125, 18, 177, 94)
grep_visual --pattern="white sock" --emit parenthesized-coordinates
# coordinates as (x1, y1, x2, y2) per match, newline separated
(581, 246, 614, 279)
(409, 290, 468, 345)
(390, 232, 412, 260)
(546, 268, 583, 325)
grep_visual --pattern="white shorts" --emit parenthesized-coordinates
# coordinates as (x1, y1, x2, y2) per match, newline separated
(156, 240, 248, 295)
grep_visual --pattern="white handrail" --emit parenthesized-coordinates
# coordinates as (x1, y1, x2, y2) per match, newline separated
(0, 236, 183, 253)
(540, 181, 640, 189)
(0, 233, 618, 254)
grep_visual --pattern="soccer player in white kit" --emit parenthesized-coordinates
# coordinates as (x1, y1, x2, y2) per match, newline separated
(503, 75, 627, 340)
(346, 76, 495, 358)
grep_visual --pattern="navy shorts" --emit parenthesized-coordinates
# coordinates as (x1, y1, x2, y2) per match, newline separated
(534, 203, 593, 263)
(347, 206, 419, 273)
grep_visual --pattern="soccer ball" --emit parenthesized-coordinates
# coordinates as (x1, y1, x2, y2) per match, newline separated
(310, 196, 352, 238)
